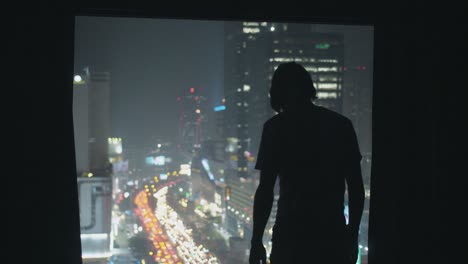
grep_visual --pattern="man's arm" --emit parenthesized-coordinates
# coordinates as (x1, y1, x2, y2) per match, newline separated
(251, 168, 277, 245)
(344, 120, 365, 235)
(346, 159, 365, 234)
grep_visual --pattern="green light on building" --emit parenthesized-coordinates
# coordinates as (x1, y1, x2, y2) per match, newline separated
(315, 43, 330, 49)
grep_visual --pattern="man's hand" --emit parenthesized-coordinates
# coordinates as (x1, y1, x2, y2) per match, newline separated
(249, 241, 267, 264)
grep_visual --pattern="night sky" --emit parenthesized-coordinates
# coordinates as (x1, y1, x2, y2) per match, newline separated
(74, 16, 225, 147)
(74, 16, 373, 148)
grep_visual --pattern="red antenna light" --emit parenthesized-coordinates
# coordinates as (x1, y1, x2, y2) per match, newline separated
(190, 87, 195, 94)
(177, 96, 181, 101)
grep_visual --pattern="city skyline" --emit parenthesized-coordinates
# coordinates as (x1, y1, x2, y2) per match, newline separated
(74, 16, 373, 149)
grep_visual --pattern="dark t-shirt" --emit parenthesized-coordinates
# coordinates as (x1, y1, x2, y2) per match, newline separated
(255, 103, 362, 239)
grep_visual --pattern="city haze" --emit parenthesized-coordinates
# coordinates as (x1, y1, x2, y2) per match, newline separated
(74, 17, 225, 147)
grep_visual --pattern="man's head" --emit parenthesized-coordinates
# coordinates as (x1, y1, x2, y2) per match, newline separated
(269, 62, 317, 112)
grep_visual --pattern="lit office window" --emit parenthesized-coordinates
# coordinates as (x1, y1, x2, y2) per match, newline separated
(318, 59, 338, 63)
(317, 83, 338, 89)
(317, 92, 338, 99)
(243, 27, 260, 34)
(243, 22, 259, 26)
(318, 66, 338, 72)
(319, 76, 338, 82)
(305, 66, 318, 72)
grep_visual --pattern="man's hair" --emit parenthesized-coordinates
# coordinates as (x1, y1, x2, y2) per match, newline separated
(269, 62, 317, 112)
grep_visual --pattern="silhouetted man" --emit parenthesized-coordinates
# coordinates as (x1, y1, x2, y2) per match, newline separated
(249, 62, 365, 264)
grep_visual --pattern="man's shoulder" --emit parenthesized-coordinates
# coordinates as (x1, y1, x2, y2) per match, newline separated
(316, 106, 351, 126)
(263, 113, 282, 127)
(263, 106, 353, 127)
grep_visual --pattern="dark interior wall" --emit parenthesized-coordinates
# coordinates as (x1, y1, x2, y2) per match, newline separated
(15, 3, 466, 264)
(14, 11, 79, 264)
(15, 8, 82, 264)
(370, 10, 467, 264)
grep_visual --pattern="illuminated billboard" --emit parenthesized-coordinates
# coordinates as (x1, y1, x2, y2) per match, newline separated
(145, 155, 166, 166)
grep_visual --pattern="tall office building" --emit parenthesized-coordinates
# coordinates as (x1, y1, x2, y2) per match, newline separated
(88, 69, 112, 176)
(73, 67, 112, 177)
(344, 65, 372, 155)
(73, 68, 113, 261)
(73, 73, 89, 175)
